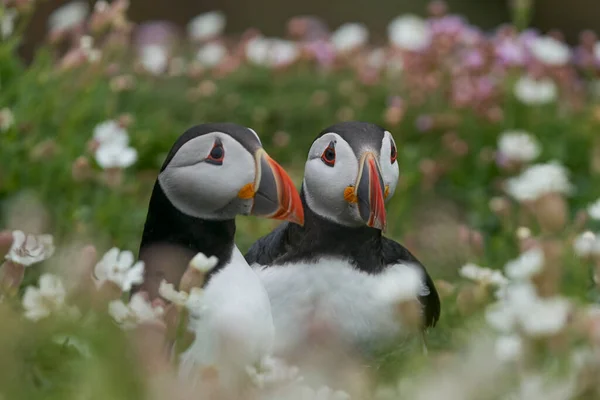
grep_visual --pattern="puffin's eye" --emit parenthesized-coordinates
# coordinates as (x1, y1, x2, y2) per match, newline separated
(390, 141, 397, 164)
(321, 141, 336, 167)
(206, 141, 224, 165)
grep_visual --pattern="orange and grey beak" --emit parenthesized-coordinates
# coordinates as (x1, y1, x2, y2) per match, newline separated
(353, 152, 386, 231)
(238, 149, 304, 226)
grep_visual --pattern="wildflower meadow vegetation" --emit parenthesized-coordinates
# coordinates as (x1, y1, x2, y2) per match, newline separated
(3, 0, 600, 399)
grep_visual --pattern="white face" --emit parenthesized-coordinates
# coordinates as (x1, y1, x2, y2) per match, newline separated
(303, 131, 399, 227)
(158, 132, 256, 220)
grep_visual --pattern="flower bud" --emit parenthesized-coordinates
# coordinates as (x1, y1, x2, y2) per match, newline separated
(532, 193, 568, 234)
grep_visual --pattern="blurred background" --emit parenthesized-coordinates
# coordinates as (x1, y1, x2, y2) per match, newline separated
(19, 0, 600, 61)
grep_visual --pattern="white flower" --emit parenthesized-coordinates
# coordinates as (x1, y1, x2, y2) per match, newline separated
(495, 335, 522, 362)
(528, 36, 570, 66)
(0, 107, 15, 132)
(139, 45, 169, 75)
(519, 296, 571, 337)
(108, 293, 164, 329)
(196, 42, 227, 67)
(158, 280, 206, 312)
(245, 37, 299, 68)
(573, 231, 597, 258)
(587, 199, 600, 220)
(377, 263, 424, 304)
(246, 356, 301, 389)
(487, 283, 538, 332)
(498, 130, 541, 163)
(514, 76, 557, 105)
(299, 386, 350, 400)
(22, 274, 74, 321)
(93, 248, 144, 292)
(504, 247, 544, 281)
(48, 1, 89, 33)
(95, 143, 138, 169)
(388, 15, 431, 51)
(1, 8, 17, 39)
(190, 252, 218, 273)
(505, 161, 573, 202)
(187, 11, 226, 42)
(594, 42, 600, 62)
(158, 280, 188, 305)
(5, 230, 55, 266)
(485, 302, 517, 333)
(269, 39, 300, 68)
(367, 48, 386, 69)
(330, 23, 368, 53)
(459, 263, 508, 286)
(93, 120, 129, 147)
(246, 36, 270, 65)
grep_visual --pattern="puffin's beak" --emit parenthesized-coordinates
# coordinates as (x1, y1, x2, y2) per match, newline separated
(355, 152, 386, 231)
(241, 149, 304, 226)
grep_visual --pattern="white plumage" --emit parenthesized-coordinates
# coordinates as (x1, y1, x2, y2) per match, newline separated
(253, 257, 429, 358)
(179, 246, 275, 389)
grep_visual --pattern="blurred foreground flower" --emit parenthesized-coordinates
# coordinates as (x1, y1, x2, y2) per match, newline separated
(514, 76, 557, 105)
(48, 1, 89, 34)
(95, 142, 138, 169)
(505, 161, 572, 202)
(246, 37, 299, 68)
(330, 23, 368, 54)
(459, 263, 508, 287)
(179, 252, 217, 293)
(139, 44, 169, 75)
(245, 356, 300, 389)
(187, 11, 225, 42)
(1, 8, 17, 39)
(92, 120, 129, 148)
(587, 199, 600, 220)
(528, 36, 571, 66)
(504, 247, 544, 281)
(109, 292, 164, 329)
(0, 108, 15, 132)
(196, 42, 227, 68)
(573, 231, 598, 258)
(93, 247, 144, 292)
(387, 15, 431, 52)
(497, 130, 540, 166)
(23, 273, 78, 321)
(5, 230, 55, 266)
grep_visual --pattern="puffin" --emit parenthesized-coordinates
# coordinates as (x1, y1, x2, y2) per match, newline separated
(134, 123, 304, 390)
(245, 121, 440, 361)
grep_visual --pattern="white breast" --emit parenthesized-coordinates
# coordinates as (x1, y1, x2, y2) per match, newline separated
(179, 246, 274, 386)
(253, 257, 428, 357)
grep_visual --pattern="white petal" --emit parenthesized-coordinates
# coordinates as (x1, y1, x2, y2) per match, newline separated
(116, 250, 134, 270)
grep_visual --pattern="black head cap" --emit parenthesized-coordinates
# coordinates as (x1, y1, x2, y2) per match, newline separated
(160, 123, 262, 172)
(315, 121, 388, 155)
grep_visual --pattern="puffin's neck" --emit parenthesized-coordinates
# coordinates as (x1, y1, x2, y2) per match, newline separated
(284, 189, 385, 273)
(137, 181, 236, 294)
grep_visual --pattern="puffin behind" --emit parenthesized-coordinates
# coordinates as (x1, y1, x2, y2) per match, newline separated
(133, 123, 304, 392)
(246, 121, 440, 362)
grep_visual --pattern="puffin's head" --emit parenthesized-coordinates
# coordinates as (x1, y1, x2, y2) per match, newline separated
(158, 123, 304, 224)
(303, 121, 399, 231)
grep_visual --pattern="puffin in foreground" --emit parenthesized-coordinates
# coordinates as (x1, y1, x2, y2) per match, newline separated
(245, 121, 440, 359)
(134, 123, 304, 389)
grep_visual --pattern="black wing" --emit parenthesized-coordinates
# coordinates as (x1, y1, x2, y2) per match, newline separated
(382, 237, 441, 329)
(244, 222, 291, 266)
